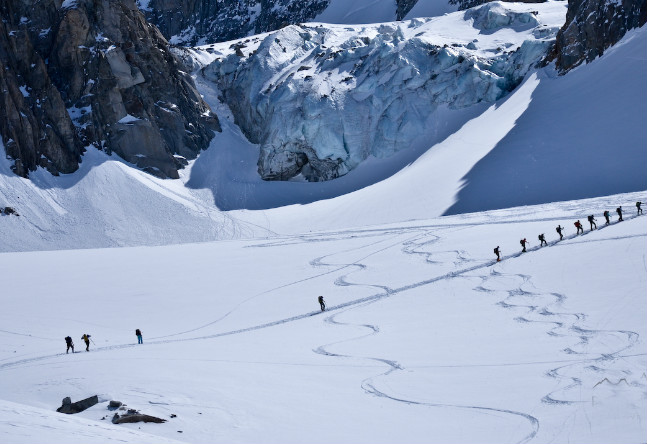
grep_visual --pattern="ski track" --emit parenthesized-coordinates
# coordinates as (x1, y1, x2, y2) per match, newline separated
(1, 211, 645, 443)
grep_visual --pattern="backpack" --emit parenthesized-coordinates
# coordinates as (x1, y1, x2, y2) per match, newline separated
(556, 227, 560, 233)
(494, 248, 497, 254)
(65, 336, 72, 343)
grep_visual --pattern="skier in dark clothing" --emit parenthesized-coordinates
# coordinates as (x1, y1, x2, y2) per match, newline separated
(616, 206, 623, 221)
(81, 334, 91, 351)
(135, 329, 143, 344)
(574, 220, 584, 234)
(637, 202, 643, 215)
(556, 225, 564, 241)
(587, 215, 597, 231)
(65, 336, 74, 354)
(520, 239, 528, 253)
(318, 296, 326, 312)
(603, 210, 610, 225)
(494, 246, 501, 261)
(538, 234, 547, 247)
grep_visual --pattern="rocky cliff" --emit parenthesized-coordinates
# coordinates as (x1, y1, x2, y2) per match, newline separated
(550, 0, 646, 72)
(139, 0, 422, 45)
(0, 0, 219, 179)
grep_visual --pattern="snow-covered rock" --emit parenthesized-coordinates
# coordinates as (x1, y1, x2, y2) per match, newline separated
(202, 1, 566, 182)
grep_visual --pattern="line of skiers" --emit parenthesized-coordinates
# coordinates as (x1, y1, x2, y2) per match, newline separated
(494, 202, 643, 261)
(64, 329, 143, 353)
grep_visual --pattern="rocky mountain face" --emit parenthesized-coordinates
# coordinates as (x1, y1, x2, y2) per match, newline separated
(0, 0, 219, 179)
(550, 0, 646, 72)
(139, 0, 422, 45)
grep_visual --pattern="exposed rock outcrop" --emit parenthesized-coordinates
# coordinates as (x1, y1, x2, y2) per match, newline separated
(139, 0, 424, 45)
(112, 409, 166, 424)
(549, 0, 646, 72)
(0, 0, 219, 179)
(56, 395, 98, 414)
(139, 0, 331, 45)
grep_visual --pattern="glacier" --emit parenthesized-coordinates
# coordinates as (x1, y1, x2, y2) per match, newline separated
(202, 1, 567, 182)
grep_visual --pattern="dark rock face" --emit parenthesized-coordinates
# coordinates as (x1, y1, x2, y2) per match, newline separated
(57, 395, 99, 414)
(550, 0, 646, 72)
(140, 0, 331, 45)
(396, 0, 421, 20)
(0, 0, 219, 179)
(141, 0, 423, 45)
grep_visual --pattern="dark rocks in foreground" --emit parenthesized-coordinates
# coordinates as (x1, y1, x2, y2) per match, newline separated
(56, 395, 98, 414)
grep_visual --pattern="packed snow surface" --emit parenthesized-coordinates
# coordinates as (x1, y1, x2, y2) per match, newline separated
(1, 192, 645, 443)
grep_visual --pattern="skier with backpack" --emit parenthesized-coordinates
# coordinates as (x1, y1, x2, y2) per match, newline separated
(616, 206, 623, 221)
(520, 238, 528, 253)
(556, 225, 564, 240)
(65, 336, 74, 354)
(574, 220, 584, 234)
(587, 215, 597, 231)
(637, 202, 643, 215)
(318, 296, 326, 312)
(494, 246, 501, 261)
(603, 210, 611, 225)
(135, 329, 143, 344)
(538, 234, 547, 247)
(81, 334, 91, 352)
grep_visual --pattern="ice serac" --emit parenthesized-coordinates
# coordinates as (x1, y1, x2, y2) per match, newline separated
(0, 0, 219, 179)
(450, 0, 546, 11)
(204, 3, 561, 182)
(549, 0, 646, 72)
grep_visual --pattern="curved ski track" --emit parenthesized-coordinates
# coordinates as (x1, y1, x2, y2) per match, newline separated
(1, 213, 645, 444)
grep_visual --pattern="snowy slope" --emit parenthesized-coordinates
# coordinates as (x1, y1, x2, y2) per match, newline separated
(1, 192, 645, 443)
(314, 0, 457, 24)
(1, 16, 645, 252)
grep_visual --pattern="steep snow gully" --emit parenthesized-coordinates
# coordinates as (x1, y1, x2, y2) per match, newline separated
(1, 195, 645, 442)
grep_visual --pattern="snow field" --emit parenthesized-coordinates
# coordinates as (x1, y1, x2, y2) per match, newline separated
(1, 192, 645, 443)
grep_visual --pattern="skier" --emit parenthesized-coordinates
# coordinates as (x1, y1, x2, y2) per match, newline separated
(603, 210, 611, 225)
(616, 206, 623, 221)
(81, 334, 91, 352)
(494, 246, 501, 261)
(520, 238, 528, 253)
(574, 220, 584, 234)
(587, 215, 597, 231)
(135, 329, 143, 345)
(65, 336, 74, 354)
(556, 225, 564, 241)
(538, 233, 547, 247)
(637, 201, 643, 215)
(318, 295, 326, 312)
